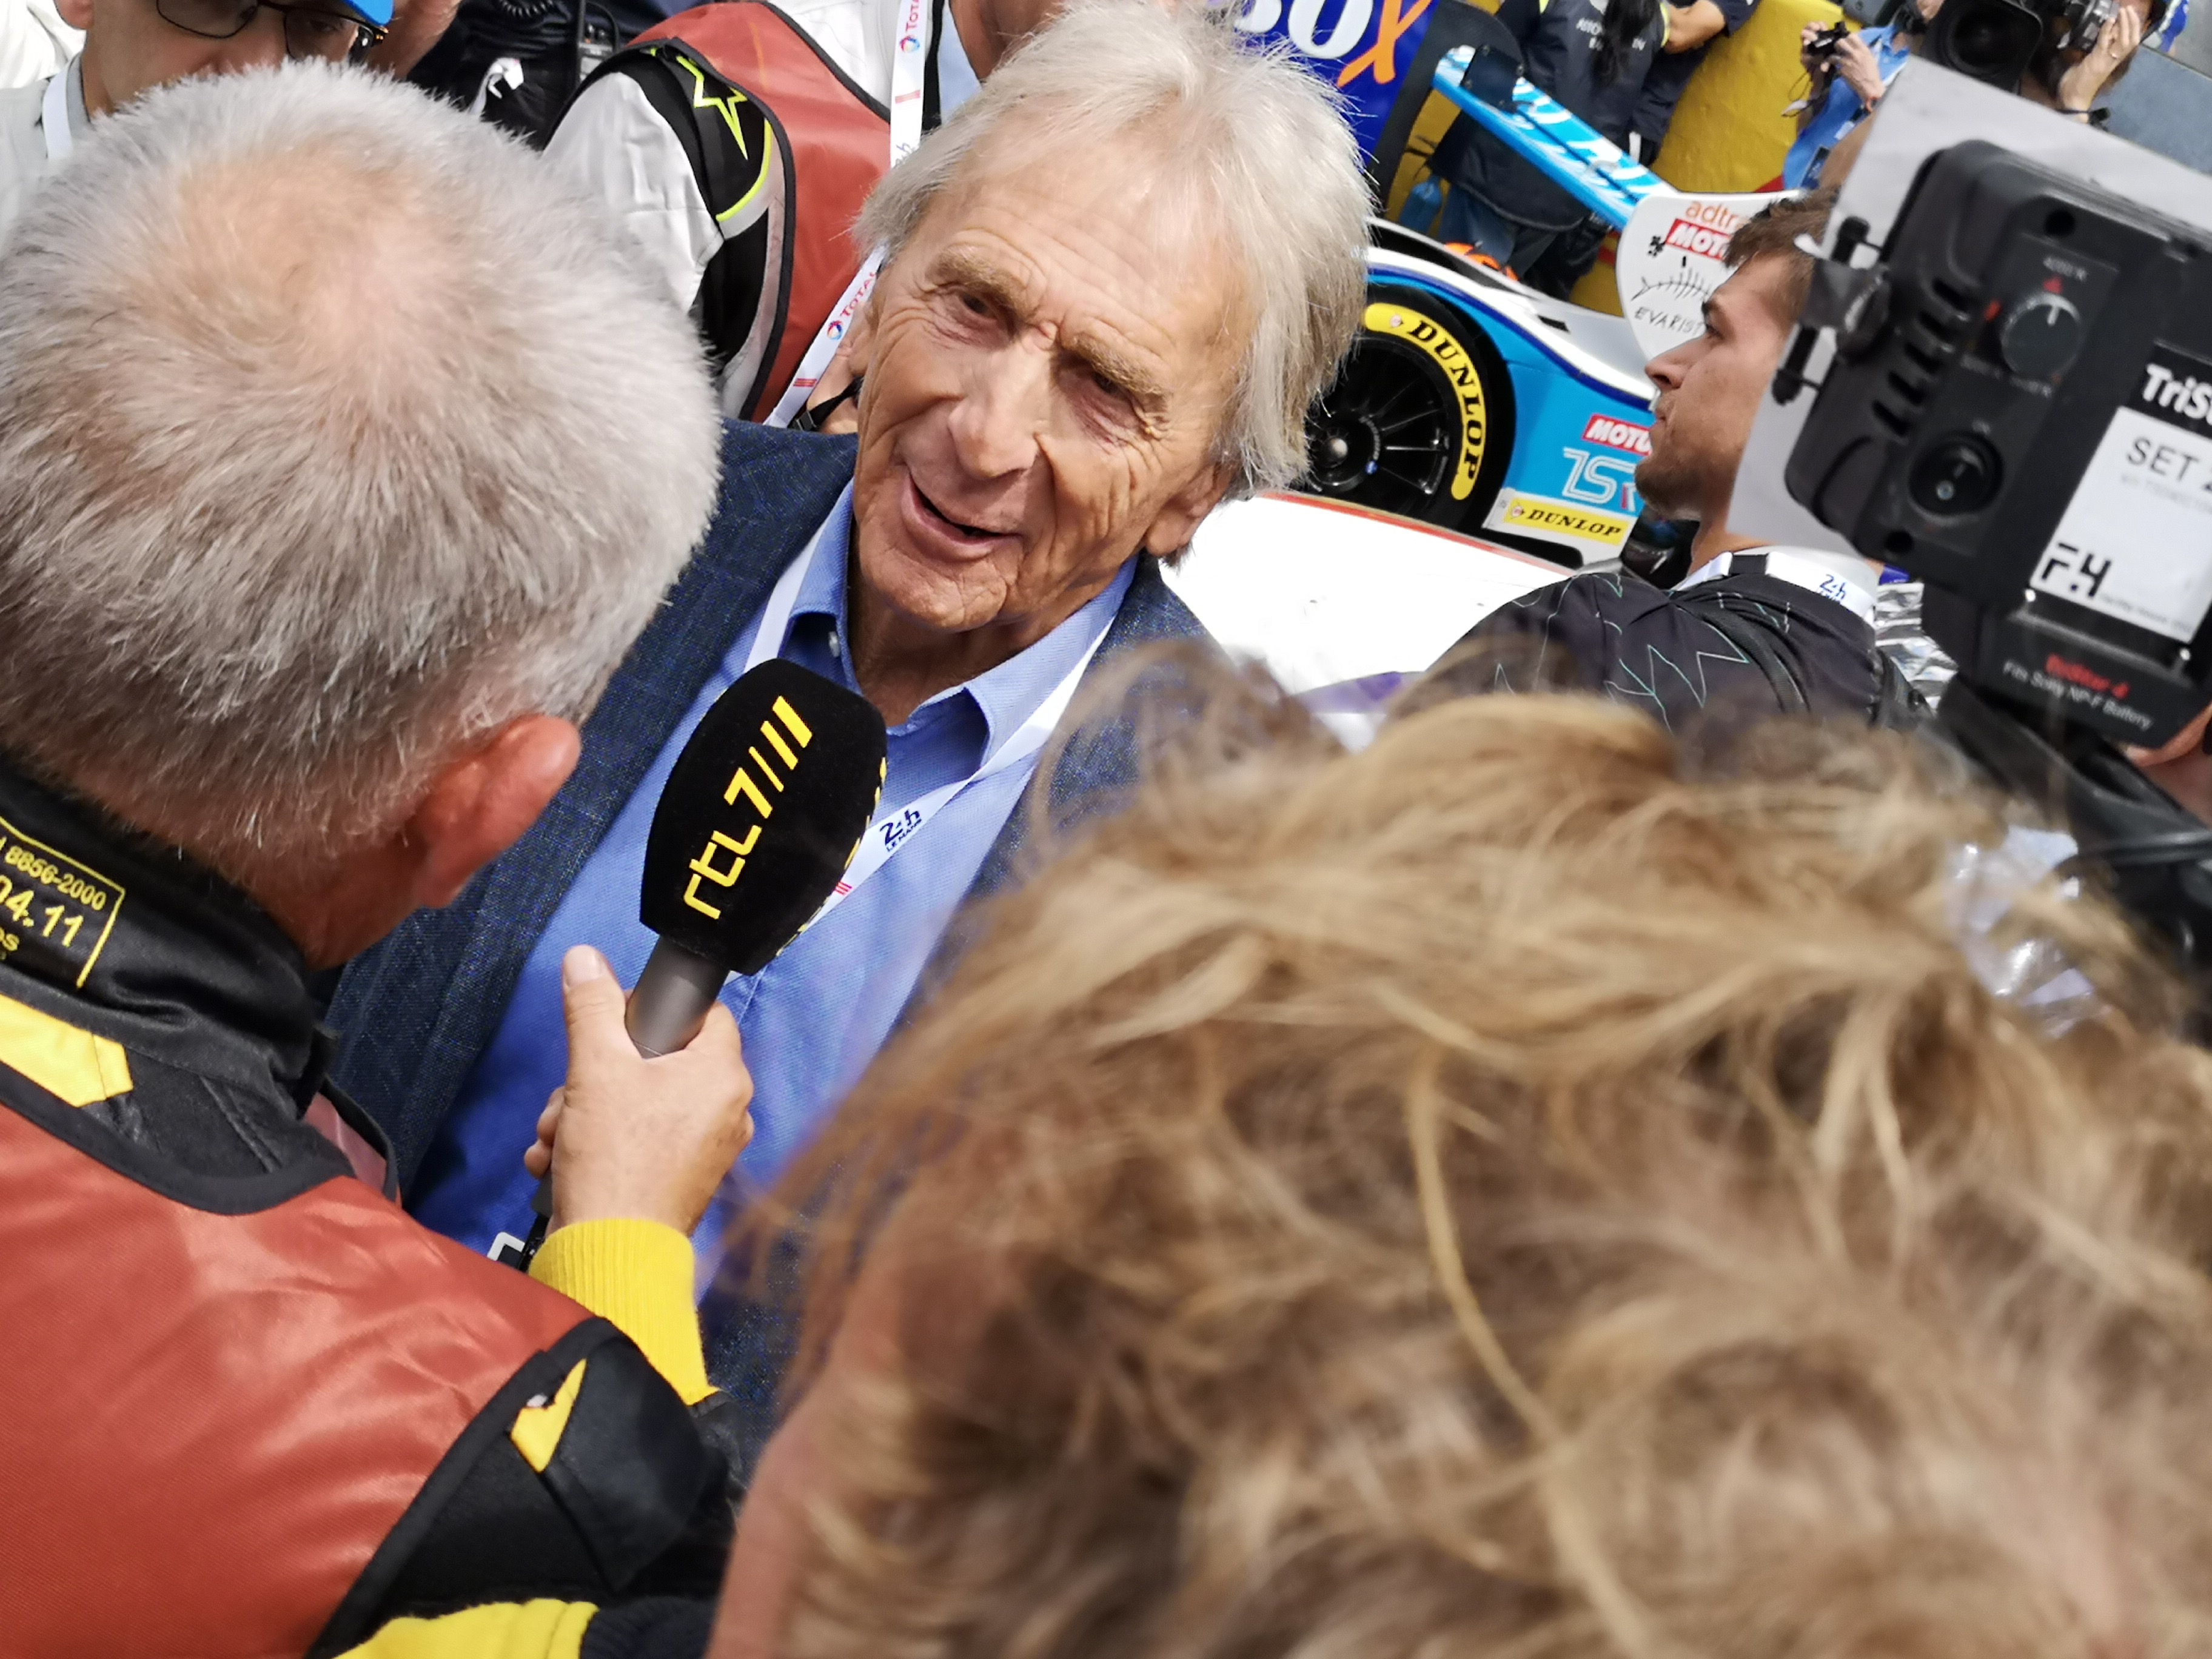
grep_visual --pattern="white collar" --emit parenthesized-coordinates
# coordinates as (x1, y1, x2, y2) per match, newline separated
(1675, 545, 1883, 625)
(39, 56, 80, 164)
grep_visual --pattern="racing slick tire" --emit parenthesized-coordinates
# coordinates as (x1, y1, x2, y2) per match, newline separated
(1299, 284, 1515, 537)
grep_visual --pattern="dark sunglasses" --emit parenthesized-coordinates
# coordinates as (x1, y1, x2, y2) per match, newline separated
(153, 0, 385, 61)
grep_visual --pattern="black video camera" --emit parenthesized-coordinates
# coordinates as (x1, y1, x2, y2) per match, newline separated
(1923, 0, 2114, 92)
(1778, 140, 2212, 968)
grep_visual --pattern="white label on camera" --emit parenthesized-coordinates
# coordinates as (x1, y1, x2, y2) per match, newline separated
(2031, 357, 2212, 642)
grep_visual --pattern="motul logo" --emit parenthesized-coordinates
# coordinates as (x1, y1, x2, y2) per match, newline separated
(1663, 218, 1732, 260)
(1582, 415, 1652, 456)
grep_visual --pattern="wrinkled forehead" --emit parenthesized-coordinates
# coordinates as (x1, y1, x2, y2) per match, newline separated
(929, 112, 1247, 296)
(909, 113, 1252, 360)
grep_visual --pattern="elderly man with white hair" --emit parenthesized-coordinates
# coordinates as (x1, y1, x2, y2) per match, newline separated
(330, 0, 1369, 1458)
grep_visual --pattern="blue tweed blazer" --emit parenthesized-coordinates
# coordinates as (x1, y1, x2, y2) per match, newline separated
(328, 421, 1210, 1189)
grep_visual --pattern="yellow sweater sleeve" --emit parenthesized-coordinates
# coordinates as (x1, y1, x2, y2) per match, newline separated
(336, 1600, 597, 1659)
(530, 1218, 714, 1405)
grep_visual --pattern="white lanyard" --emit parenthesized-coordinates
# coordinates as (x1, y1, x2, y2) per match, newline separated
(741, 518, 1114, 918)
(762, 0, 933, 427)
(763, 253, 881, 426)
(886, 0, 930, 165)
(41, 62, 72, 163)
(1676, 547, 1879, 625)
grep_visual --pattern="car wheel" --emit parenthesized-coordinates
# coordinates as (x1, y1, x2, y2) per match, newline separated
(1299, 284, 1515, 536)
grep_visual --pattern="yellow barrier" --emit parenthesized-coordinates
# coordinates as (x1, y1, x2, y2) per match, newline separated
(1651, 0, 1845, 190)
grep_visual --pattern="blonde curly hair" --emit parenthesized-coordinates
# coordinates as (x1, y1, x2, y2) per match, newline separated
(743, 675, 2212, 1659)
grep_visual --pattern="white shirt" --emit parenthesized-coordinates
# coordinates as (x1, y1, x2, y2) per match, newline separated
(0, 0, 78, 91)
(545, 0, 980, 369)
(759, 0, 971, 107)
(0, 52, 86, 247)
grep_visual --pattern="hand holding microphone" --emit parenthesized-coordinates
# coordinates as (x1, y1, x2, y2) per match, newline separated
(512, 660, 888, 1264)
(524, 945, 754, 1236)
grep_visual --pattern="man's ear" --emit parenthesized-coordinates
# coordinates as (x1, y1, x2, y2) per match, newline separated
(401, 715, 581, 910)
(55, 0, 91, 31)
(1141, 458, 1240, 558)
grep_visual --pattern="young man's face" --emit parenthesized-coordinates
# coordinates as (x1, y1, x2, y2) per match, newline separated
(1634, 255, 1801, 531)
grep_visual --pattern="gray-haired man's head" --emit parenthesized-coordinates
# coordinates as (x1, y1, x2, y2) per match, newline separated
(0, 62, 720, 962)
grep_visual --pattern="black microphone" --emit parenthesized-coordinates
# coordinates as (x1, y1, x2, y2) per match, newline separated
(628, 658, 886, 1053)
(504, 660, 886, 1269)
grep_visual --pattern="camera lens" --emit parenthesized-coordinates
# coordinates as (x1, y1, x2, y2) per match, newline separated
(1909, 435, 2003, 515)
(1926, 0, 2046, 86)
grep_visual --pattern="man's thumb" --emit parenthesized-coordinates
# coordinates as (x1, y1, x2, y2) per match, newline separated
(560, 945, 629, 1057)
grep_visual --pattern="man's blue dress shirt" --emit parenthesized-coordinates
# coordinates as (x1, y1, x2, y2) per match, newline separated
(411, 486, 1135, 1262)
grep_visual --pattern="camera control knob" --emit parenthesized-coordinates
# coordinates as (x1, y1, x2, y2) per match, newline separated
(1997, 290, 2085, 380)
(1909, 435, 2003, 517)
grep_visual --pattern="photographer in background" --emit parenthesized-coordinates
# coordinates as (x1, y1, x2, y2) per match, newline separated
(1795, 0, 2162, 192)
(1785, 0, 1939, 188)
(2020, 0, 2158, 119)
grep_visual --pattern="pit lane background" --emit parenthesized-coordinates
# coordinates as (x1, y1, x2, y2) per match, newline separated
(1227, 0, 1846, 313)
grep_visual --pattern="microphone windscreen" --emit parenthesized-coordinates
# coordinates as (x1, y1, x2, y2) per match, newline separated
(640, 660, 887, 976)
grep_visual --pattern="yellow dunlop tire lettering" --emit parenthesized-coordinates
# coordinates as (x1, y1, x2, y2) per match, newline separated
(1492, 492, 1635, 551)
(1362, 300, 1489, 501)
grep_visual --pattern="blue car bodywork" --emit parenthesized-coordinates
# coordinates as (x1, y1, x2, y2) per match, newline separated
(1359, 230, 1655, 558)
(1232, 0, 1662, 561)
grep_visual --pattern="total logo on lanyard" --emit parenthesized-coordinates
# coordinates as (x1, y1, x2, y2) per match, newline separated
(890, 0, 931, 164)
(741, 515, 1112, 921)
(763, 0, 934, 426)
